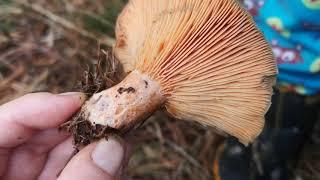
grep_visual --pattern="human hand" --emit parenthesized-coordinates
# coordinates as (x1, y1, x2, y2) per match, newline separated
(0, 92, 127, 180)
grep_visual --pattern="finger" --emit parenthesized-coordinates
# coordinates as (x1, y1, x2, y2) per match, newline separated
(0, 128, 69, 178)
(3, 129, 71, 180)
(38, 138, 75, 180)
(0, 148, 10, 176)
(28, 128, 70, 149)
(0, 92, 85, 148)
(58, 138, 125, 180)
(3, 146, 47, 180)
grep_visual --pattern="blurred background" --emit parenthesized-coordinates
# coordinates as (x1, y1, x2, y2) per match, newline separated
(0, 0, 319, 179)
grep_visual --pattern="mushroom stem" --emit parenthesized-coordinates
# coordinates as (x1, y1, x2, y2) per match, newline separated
(81, 70, 165, 132)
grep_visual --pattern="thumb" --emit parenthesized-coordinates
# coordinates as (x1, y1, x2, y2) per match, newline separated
(58, 138, 125, 180)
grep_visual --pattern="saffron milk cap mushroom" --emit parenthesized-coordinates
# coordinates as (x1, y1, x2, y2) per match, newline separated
(80, 0, 278, 145)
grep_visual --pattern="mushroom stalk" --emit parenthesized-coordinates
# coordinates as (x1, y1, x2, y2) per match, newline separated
(81, 70, 165, 132)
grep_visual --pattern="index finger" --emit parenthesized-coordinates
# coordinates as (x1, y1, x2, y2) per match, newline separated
(0, 92, 85, 148)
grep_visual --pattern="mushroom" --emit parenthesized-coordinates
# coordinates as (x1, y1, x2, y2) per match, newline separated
(76, 0, 278, 145)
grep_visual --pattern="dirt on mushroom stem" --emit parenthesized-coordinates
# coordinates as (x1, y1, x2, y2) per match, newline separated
(59, 49, 125, 147)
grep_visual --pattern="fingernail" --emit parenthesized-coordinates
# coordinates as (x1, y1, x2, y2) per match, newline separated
(59, 92, 87, 103)
(91, 138, 124, 175)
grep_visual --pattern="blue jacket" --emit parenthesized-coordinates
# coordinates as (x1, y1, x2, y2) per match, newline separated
(243, 0, 320, 95)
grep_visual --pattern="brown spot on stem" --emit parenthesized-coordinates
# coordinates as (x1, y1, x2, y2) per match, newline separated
(117, 38, 126, 48)
(144, 80, 148, 88)
(117, 87, 136, 94)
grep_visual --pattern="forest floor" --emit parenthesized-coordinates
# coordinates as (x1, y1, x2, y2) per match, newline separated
(1, 0, 319, 179)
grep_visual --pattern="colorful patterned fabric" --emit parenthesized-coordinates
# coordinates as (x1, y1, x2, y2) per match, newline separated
(242, 0, 320, 95)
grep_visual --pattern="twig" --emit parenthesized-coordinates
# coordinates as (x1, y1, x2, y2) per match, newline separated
(165, 139, 211, 178)
(146, 127, 210, 177)
(15, 0, 115, 47)
(0, 47, 23, 62)
(165, 139, 202, 169)
(0, 70, 49, 104)
(0, 5, 22, 16)
(0, 65, 25, 92)
(24, 69, 49, 93)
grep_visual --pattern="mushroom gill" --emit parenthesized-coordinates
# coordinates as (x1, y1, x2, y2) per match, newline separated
(73, 0, 278, 146)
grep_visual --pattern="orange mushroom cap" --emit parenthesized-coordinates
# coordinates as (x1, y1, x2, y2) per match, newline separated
(114, 0, 277, 145)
